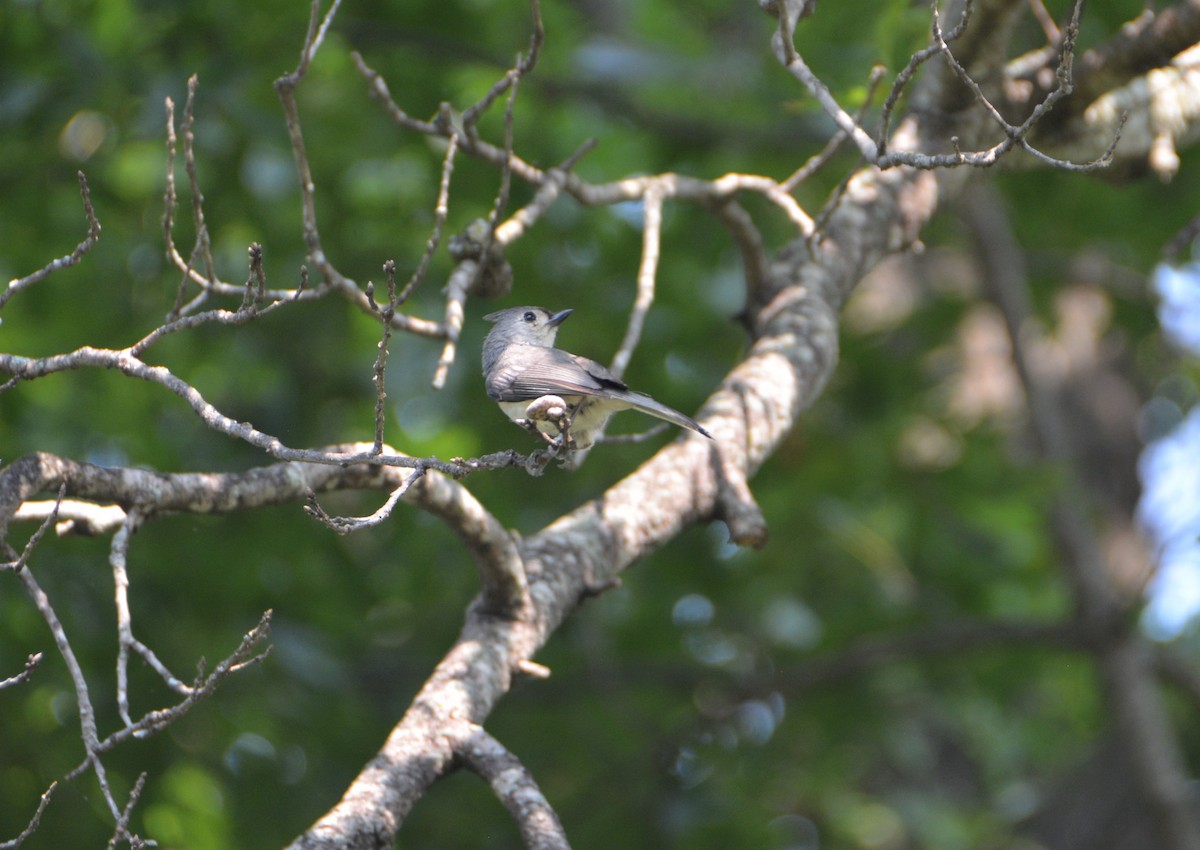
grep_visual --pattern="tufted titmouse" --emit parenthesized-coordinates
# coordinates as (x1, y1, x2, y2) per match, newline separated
(481, 306, 712, 449)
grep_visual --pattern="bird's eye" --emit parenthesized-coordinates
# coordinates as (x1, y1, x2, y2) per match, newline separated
(523, 311, 536, 323)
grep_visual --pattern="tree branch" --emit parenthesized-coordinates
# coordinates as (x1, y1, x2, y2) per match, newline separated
(0, 652, 43, 691)
(0, 780, 56, 850)
(458, 725, 570, 850)
(0, 171, 100, 312)
(1067, 2, 1200, 111)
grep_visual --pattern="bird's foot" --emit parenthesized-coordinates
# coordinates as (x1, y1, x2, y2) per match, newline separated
(524, 395, 568, 423)
(520, 395, 576, 449)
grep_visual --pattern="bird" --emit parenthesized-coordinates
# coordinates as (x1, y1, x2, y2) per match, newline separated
(481, 306, 712, 449)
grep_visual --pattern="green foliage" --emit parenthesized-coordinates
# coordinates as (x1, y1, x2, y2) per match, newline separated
(1, 0, 1196, 848)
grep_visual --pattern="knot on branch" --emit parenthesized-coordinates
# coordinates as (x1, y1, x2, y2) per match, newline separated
(449, 219, 513, 299)
(711, 447, 769, 549)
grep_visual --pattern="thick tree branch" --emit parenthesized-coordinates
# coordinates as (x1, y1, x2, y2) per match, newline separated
(1043, 44, 1200, 180)
(0, 447, 528, 617)
(1063, 1, 1200, 112)
(287, 607, 542, 850)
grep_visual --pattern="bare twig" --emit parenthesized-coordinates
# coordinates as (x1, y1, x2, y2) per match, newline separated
(305, 468, 426, 534)
(398, 133, 459, 307)
(460, 0, 544, 132)
(163, 94, 203, 320)
(710, 173, 814, 235)
(105, 772, 148, 850)
(131, 244, 290, 358)
(368, 261, 400, 453)
(112, 509, 195, 731)
(0, 456, 272, 822)
(0, 781, 56, 850)
(351, 50, 440, 135)
(433, 81, 522, 390)
(706, 198, 770, 305)
(0, 172, 100, 312)
(297, 0, 343, 77)
(162, 79, 247, 323)
(275, 1, 440, 338)
(162, 92, 277, 315)
(0, 652, 43, 691)
(784, 65, 887, 192)
(3, 482, 66, 571)
(768, 0, 880, 161)
(769, 0, 1120, 173)
(0, 349, 492, 475)
(610, 183, 663, 380)
(113, 510, 141, 726)
(182, 75, 217, 290)
(802, 67, 890, 248)
(432, 266, 475, 386)
(275, 0, 346, 292)
(351, 41, 817, 232)
(15, 556, 119, 818)
(161, 77, 442, 335)
(494, 140, 596, 247)
(877, 1, 973, 158)
(71, 611, 273, 770)
(1028, 0, 1060, 43)
(889, 0, 1122, 172)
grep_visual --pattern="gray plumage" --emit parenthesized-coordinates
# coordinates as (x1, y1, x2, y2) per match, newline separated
(481, 306, 711, 449)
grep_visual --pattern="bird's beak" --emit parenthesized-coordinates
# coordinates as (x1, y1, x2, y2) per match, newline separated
(548, 309, 573, 327)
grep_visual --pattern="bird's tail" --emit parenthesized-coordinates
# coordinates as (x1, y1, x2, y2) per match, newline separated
(623, 391, 712, 439)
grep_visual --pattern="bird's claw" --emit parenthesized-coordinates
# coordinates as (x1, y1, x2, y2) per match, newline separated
(524, 395, 568, 422)
(520, 395, 576, 449)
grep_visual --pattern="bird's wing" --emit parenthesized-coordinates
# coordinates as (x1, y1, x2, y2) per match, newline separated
(488, 347, 712, 439)
(486, 348, 628, 402)
(569, 355, 711, 438)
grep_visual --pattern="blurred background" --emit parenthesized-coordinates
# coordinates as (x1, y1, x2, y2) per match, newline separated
(1, 0, 1199, 847)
